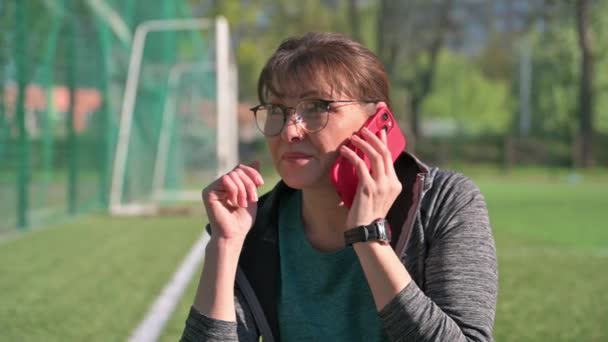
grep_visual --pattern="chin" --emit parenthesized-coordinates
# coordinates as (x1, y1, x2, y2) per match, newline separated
(273, 156, 333, 190)
(279, 168, 332, 190)
(280, 172, 316, 189)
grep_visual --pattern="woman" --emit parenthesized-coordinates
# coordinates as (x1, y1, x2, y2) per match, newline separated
(181, 32, 497, 342)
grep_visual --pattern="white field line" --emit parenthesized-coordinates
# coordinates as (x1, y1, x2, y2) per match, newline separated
(129, 232, 209, 342)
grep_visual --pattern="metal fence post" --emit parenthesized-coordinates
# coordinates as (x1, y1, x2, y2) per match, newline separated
(66, 0, 78, 215)
(96, 16, 113, 209)
(15, 0, 29, 229)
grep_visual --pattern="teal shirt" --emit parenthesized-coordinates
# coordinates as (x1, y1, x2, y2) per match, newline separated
(278, 191, 386, 341)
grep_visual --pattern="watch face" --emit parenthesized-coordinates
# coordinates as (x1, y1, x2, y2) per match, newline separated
(376, 219, 391, 242)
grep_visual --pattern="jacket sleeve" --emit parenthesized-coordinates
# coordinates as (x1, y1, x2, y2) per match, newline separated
(180, 287, 259, 342)
(378, 172, 498, 342)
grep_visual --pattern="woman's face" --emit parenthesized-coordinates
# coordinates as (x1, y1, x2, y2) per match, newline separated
(265, 88, 376, 190)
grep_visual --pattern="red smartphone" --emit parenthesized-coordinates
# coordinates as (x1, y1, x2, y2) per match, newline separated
(330, 103, 406, 208)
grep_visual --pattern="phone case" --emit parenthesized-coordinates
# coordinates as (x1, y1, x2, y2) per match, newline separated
(330, 104, 406, 208)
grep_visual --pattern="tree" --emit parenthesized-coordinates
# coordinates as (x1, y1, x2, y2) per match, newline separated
(374, 0, 455, 143)
(421, 50, 513, 135)
(575, 0, 595, 167)
(525, 0, 607, 164)
(348, 0, 362, 43)
(592, 1, 608, 136)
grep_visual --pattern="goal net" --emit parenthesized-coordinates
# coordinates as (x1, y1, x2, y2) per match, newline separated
(109, 17, 238, 216)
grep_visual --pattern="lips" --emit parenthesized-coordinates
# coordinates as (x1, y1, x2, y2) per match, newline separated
(281, 152, 313, 160)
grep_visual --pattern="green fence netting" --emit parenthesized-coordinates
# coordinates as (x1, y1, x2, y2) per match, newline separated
(0, 0, 218, 233)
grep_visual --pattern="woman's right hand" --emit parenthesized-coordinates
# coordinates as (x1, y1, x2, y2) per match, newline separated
(202, 162, 265, 244)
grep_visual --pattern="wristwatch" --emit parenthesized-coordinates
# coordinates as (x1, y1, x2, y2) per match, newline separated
(344, 218, 392, 246)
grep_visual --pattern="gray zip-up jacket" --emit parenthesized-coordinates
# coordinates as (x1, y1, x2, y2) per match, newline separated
(181, 152, 498, 341)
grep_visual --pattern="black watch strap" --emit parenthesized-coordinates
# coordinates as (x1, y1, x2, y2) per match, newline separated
(344, 219, 391, 246)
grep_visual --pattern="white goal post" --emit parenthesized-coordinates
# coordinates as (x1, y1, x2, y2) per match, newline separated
(110, 17, 238, 216)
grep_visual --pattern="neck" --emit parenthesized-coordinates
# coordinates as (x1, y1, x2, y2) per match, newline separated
(300, 184, 349, 252)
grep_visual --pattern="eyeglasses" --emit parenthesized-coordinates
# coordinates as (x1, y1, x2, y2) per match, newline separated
(250, 99, 378, 136)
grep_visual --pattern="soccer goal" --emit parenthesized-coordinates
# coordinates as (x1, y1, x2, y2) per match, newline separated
(109, 17, 238, 216)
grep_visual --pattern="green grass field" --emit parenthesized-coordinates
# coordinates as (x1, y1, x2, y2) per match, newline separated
(474, 170, 608, 342)
(1, 167, 607, 341)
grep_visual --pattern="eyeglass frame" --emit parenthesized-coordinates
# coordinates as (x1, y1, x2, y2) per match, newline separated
(249, 99, 379, 136)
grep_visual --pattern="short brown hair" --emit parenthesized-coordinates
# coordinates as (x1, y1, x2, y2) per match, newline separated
(257, 32, 390, 105)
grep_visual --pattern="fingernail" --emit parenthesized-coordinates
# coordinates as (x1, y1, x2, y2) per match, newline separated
(253, 192, 258, 202)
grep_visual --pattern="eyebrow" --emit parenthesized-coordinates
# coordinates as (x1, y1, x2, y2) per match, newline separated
(298, 89, 330, 99)
(266, 88, 332, 104)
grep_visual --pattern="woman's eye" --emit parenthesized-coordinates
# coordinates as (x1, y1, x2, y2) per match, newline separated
(304, 101, 326, 113)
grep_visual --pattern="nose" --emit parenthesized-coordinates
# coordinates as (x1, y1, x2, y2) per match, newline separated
(280, 112, 305, 142)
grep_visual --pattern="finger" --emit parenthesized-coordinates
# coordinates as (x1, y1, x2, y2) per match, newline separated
(379, 126, 387, 143)
(361, 127, 392, 173)
(206, 189, 229, 202)
(339, 144, 373, 184)
(377, 128, 398, 177)
(219, 174, 239, 207)
(350, 133, 384, 177)
(227, 171, 248, 207)
(235, 168, 259, 202)
(238, 163, 264, 186)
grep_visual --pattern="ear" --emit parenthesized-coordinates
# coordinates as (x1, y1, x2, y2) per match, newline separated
(376, 101, 388, 110)
(367, 101, 387, 116)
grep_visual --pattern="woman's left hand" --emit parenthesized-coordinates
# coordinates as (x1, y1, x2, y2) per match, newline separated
(339, 127, 402, 231)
